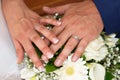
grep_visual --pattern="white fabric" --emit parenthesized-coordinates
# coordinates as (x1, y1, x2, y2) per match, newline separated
(0, 0, 20, 80)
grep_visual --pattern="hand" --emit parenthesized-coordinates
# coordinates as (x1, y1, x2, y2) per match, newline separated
(2, 0, 61, 69)
(43, 0, 104, 66)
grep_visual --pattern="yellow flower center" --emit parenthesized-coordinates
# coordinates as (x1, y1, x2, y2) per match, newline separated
(66, 66, 74, 76)
(31, 76, 36, 80)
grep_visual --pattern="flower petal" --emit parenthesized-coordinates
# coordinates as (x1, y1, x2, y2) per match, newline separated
(89, 63, 105, 80)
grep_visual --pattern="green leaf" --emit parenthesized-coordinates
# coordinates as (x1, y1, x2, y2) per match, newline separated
(117, 39, 120, 44)
(81, 55, 86, 60)
(115, 63, 120, 69)
(45, 62, 60, 72)
(105, 71, 114, 80)
(117, 39, 120, 49)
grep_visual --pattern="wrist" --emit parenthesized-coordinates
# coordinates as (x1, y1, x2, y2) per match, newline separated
(2, 0, 24, 2)
(2, 0, 26, 10)
(2, 0, 24, 6)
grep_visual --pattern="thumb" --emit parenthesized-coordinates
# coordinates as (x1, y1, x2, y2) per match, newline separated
(43, 4, 70, 14)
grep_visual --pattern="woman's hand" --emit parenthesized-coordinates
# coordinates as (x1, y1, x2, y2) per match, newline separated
(2, 0, 61, 70)
(43, 0, 104, 66)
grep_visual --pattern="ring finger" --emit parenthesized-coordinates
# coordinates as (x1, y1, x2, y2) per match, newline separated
(54, 35, 80, 66)
(72, 37, 89, 62)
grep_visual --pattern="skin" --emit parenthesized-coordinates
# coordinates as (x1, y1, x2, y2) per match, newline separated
(42, 0, 104, 66)
(2, 0, 61, 70)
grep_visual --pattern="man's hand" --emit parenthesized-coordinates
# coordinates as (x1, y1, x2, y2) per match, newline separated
(43, 0, 104, 66)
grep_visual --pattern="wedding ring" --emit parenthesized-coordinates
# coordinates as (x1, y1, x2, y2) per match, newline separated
(72, 35, 81, 41)
(40, 35, 45, 40)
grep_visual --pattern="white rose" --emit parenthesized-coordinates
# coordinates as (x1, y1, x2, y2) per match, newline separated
(88, 63, 105, 80)
(105, 34, 118, 48)
(84, 36, 108, 61)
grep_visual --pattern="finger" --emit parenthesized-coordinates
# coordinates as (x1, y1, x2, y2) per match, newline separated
(54, 37, 79, 66)
(20, 39, 44, 70)
(14, 40, 24, 64)
(52, 14, 74, 35)
(52, 18, 66, 35)
(29, 31, 54, 59)
(72, 38, 89, 62)
(41, 55, 49, 63)
(50, 29, 71, 53)
(43, 4, 70, 14)
(44, 38, 50, 46)
(40, 17, 61, 26)
(34, 24, 59, 44)
(52, 24, 65, 35)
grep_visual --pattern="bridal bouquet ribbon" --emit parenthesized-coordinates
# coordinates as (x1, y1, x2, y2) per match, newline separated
(20, 13, 120, 80)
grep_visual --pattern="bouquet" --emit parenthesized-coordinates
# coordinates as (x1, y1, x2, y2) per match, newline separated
(20, 13, 120, 80)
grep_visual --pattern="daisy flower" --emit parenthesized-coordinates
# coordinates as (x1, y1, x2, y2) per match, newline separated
(55, 55, 88, 80)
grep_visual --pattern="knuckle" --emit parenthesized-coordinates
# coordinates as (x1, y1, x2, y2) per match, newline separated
(46, 19, 52, 23)
(66, 43, 74, 50)
(16, 50, 22, 55)
(41, 46, 49, 53)
(60, 53, 68, 59)
(37, 26, 45, 32)
(27, 48, 35, 55)
(47, 32, 55, 38)
(40, 18, 47, 22)
(48, 32, 55, 38)
(16, 47, 22, 53)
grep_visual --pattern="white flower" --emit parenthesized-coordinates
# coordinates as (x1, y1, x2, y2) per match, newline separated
(56, 55, 88, 80)
(105, 34, 118, 48)
(20, 68, 36, 80)
(84, 36, 108, 61)
(88, 63, 105, 80)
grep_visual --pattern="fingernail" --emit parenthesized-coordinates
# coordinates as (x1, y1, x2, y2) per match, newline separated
(55, 59, 62, 67)
(57, 21, 62, 25)
(38, 66, 45, 72)
(44, 60, 48, 63)
(41, 56, 48, 63)
(53, 38, 59, 44)
(72, 56, 78, 62)
(47, 52, 53, 58)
